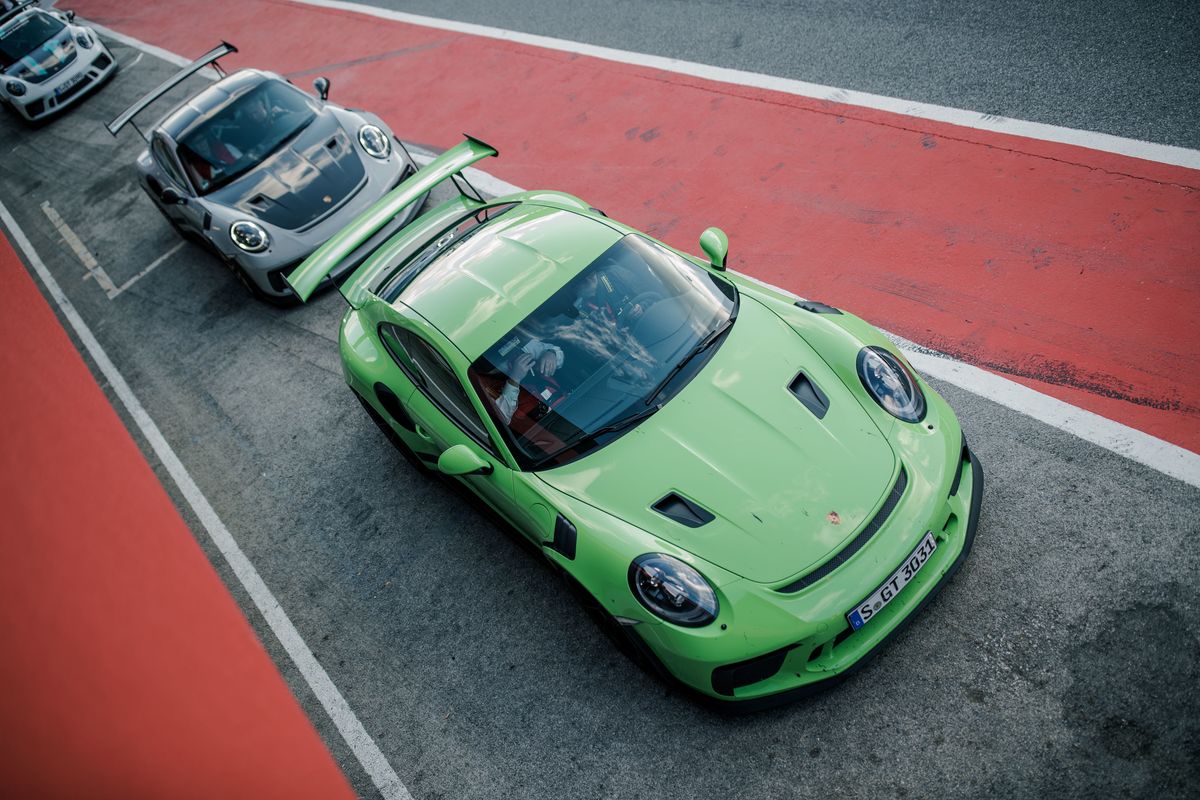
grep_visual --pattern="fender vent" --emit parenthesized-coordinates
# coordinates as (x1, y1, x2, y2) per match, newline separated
(789, 372, 829, 419)
(652, 493, 714, 528)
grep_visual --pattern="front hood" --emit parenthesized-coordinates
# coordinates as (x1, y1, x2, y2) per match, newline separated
(209, 112, 366, 231)
(538, 295, 897, 584)
(3, 32, 76, 84)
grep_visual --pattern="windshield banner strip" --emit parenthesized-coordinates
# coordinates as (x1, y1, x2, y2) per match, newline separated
(285, 135, 498, 303)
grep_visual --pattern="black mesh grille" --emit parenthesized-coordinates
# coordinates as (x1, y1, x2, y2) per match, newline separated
(776, 467, 908, 593)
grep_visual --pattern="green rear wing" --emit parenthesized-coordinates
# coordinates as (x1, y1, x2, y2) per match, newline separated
(285, 135, 499, 302)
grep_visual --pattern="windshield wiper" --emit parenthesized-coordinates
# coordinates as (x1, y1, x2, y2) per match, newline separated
(532, 403, 662, 470)
(643, 313, 737, 407)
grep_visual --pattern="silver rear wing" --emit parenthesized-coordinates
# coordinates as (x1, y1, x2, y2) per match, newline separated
(105, 42, 237, 139)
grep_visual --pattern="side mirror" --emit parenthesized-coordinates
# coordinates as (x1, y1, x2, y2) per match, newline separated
(437, 444, 493, 477)
(699, 227, 729, 271)
(312, 76, 330, 101)
(65, 11, 77, 22)
(160, 186, 187, 206)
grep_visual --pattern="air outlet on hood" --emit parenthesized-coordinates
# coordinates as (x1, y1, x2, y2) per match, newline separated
(652, 493, 715, 528)
(247, 194, 270, 208)
(795, 299, 842, 314)
(326, 137, 340, 151)
(789, 372, 829, 419)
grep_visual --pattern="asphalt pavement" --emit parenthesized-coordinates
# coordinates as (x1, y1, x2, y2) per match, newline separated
(355, 0, 1200, 150)
(1, 32, 1198, 800)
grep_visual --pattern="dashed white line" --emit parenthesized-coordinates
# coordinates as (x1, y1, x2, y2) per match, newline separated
(0, 199, 413, 800)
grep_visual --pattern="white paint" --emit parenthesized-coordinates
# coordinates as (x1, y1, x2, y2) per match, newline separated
(77, 14, 1200, 486)
(894, 336, 1200, 489)
(89, 22, 221, 81)
(0, 201, 413, 800)
(41, 201, 117, 295)
(291, 0, 1200, 171)
(110, 240, 186, 299)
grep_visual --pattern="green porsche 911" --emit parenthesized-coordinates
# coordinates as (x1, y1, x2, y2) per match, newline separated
(287, 137, 982, 709)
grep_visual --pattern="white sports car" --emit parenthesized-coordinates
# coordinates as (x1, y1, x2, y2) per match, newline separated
(0, 2, 116, 122)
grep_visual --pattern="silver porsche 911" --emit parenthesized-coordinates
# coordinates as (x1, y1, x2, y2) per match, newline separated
(0, 1, 117, 122)
(107, 43, 426, 302)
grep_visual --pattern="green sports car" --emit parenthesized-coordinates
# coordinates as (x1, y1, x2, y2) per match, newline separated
(288, 137, 983, 709)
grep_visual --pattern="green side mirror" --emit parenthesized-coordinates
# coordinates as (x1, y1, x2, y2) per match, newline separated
(437, 444, 493, 476)
(699, 227, 729, 271)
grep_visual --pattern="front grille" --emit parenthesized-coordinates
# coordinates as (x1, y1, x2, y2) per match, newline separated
(711, 647, 790, 696)
(25, 99, 46, 117)
(776, 466, 909, 593)
(92, 52, 112, 70)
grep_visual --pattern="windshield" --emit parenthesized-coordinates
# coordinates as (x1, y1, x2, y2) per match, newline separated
(0, 11, 65, 73)
(175, 80, 318, 194)
(468, 234, 737, 470)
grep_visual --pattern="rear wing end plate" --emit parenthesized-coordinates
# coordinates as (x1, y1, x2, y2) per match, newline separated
(105, 42, 237, 138)
(286, 135, 499, 303)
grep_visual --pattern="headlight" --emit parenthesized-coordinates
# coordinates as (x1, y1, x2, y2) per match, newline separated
(857, 345, 926, 422)
(75, 32, 94, 49)
(6, 81, 26, 97)
(357, 124, 391, 159)
(628, 553, 718, 627)
(230, 220, 269, 253)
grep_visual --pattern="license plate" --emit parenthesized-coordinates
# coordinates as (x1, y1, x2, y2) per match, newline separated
(55, 72, 85, 96)
(846, 531, 938, 630)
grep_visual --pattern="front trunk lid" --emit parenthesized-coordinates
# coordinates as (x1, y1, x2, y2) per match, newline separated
(211, 112, 366, 231)
(538, 295, 897, 585)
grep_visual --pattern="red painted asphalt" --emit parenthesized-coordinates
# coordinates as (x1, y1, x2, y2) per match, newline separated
(0, 235, 353, 796)
(74, 0, 1200, 451)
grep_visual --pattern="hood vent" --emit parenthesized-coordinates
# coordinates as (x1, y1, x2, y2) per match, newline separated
(795, 299, 842, 314)
(789, 372, 829, 419)
(652, 493, 715, 528)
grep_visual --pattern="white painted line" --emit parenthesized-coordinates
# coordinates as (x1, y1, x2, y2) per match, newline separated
(893, 336, 1200, 489)
(41, 201, 117, 296)
(78, 17, 1200, 485)
(0, 200, 413, 800)
(90, 22, 221, 81)
(109, 240, 185, 299)
(291, 0, 1200, 171)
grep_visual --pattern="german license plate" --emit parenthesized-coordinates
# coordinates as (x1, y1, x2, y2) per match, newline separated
(846, 531, 937, 630)
(55, 72, 85, 96)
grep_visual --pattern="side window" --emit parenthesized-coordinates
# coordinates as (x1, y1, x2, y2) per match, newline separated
(379, 324, 494, 450)
(151, 136, 189, 190)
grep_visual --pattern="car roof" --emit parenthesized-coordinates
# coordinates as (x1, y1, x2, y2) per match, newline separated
(401, 203, 623, 361)
(155, 68, 270, 139)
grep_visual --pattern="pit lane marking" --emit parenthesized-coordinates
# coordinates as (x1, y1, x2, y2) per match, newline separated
(40, 201, 117, 296)
(40, 202, 183, 300)
(1, 200, 413, 800)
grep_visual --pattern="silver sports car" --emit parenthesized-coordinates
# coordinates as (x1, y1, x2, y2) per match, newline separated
(0, 1, 116, 122)
(107, 43, 426, 302)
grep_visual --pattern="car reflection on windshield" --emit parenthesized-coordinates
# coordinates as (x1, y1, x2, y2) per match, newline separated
(469, 234, 737, 470)
(176, 80, 318, 193)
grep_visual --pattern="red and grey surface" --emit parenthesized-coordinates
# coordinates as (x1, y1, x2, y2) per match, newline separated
(0, 1, 1197, 798)
(71, 0, 1200, 451)
(0, 235, 354, 797)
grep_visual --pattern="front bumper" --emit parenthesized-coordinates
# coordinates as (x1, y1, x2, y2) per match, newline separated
(628, 440, 984, 713)
(9, 43, 117, 121)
